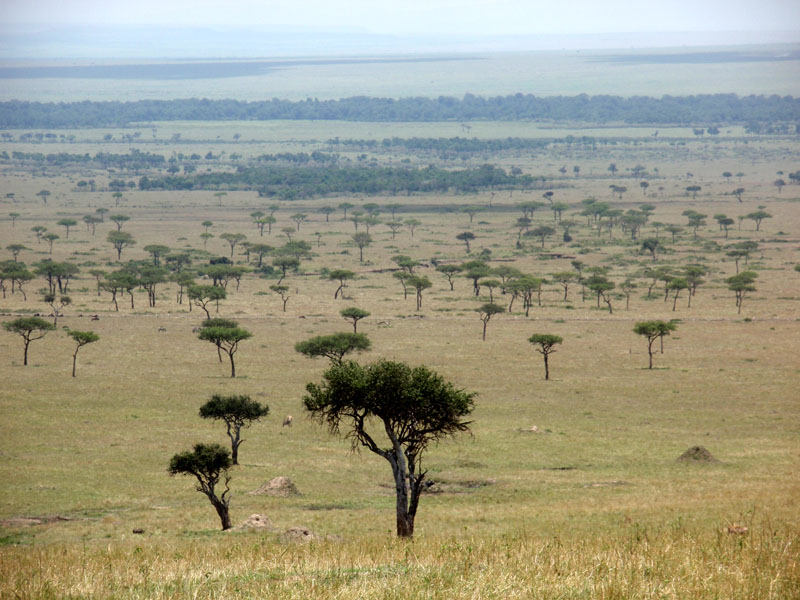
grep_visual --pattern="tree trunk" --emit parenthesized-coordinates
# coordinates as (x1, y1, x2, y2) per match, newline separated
(72, 350, 78, 377)
(229, 353, 236, 377)
(23, 340, 29, 365)
(210, 497, 231, 530)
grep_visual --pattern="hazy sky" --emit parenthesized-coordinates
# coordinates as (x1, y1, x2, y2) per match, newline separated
(2, 0, 799, 36)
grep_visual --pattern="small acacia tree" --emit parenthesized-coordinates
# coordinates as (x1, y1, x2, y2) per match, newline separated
(67, 330, 99, 377)
(304, 360, 475, 538)
(168, 443, 233, 530)
(199, 394, 269, 465)
(476, 303, 504, 341)
(198, 323, 252, 377)
(188, 285, 227, 318)
(633, 321, 677, 369)
(295, 332, 371, 364)
(340, 307, 370, 333)
(269, 284, 290, 311)
(329, 269, 355, 300)
(3, 316, 56, 365)
(528, 334, 563, 380)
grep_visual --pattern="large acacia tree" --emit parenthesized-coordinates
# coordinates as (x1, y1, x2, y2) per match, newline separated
(199, 394, 269, 464)
(168, 443, 233, 530)
(304, 360, 475, 538)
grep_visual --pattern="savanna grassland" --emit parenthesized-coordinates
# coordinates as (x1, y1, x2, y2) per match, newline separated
(1, 116, 799, 599)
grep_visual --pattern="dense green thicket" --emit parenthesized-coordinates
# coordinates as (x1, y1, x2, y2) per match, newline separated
(1, 94, 798, 127)
(138, 164, 534, 197)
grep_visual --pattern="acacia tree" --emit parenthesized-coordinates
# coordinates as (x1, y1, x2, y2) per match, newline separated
(407, 275, 432, 310)
(168, 443, 233, 530)
(295, 332, 371, 364)
(188, 285, 227, 318)
(57, 218, 78, 239)
(67, 330, 99, 377)
(3, 317, 56, 365)
(329, 269, 355, 299)
(43, 293, 71, 325)
(726, 271, 757, 314)
(456, 231, 475, 253)
(476, 303, 504, 341)
(220, 233, 247, 258)
(198, 323, 252, 377)
(107, 231, 135, 260)
(436, 264, 462, 291)
(352, 232, 372, 262)
(341, 307, 370, 333)
(199, 394, 269, 465)
(633, 321, 677, 369)
(528, 334, 563, 380)
(269, 284, 290, 311)
(303, 360, 475, 538)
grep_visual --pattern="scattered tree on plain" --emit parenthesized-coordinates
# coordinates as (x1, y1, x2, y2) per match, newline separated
(633, 320, 677, 369)
(67, 330, 99, 377)
(303, 359, 475, 538)
(197, 321, 252, 377)
(199, 394, 269, 465)
(295, 332, 371, 364)
(476, 303, 504, 341)
(528, 334, 563, 380)
(168, 443, 233, 530)
(3, 317, 56, 365)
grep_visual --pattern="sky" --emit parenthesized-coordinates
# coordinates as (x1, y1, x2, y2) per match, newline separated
(2, 0, 799, 36)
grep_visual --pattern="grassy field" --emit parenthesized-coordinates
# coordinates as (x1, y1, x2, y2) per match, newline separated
(0, 124, 799, 598)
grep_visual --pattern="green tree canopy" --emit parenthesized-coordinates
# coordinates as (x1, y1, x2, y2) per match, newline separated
(3, 316, 56, 365)
(295, 332, 371, 364)
(303, 359, 475, 537)
(528, 334, 563, 380)
(199, 394, 269, 465)
(168, 443, 233, 530)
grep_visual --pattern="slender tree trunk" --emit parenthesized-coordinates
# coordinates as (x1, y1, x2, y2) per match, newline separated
(23, 340, 30, 365)
(72, 349, 78, 377)
(543, 353, 550, 380)
(229, 352, 236, 377)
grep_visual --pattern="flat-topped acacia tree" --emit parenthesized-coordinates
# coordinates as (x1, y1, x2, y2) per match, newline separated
(197, 321, 252, 377)
(303, 360, 475, 538)
(199, 394, 269, 465)
(528, 334, 563, 380)
(3, 317, 56, 365)
(340, 307, 370, 333)
(68, 330, 99, 377)
(633, 321, 677, 369)
(168, 443, 233, 530)
(295, 332, 371, 364)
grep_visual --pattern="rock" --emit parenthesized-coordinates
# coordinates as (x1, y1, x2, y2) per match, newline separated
(234, 514, 274, 531)
(677, 445, 718, 462)
(249, 476, 301, 497)
(132, 528, 145, 534)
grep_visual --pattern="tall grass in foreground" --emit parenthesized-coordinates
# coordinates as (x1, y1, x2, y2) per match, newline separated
(2, 523, 797, 599)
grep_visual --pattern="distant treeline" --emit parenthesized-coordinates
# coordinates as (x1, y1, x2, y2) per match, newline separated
(1, 94, 799, 128)
(138, 164, 535, 199)
(327, 137, 556, 153)
(2, 149, 166, 169)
